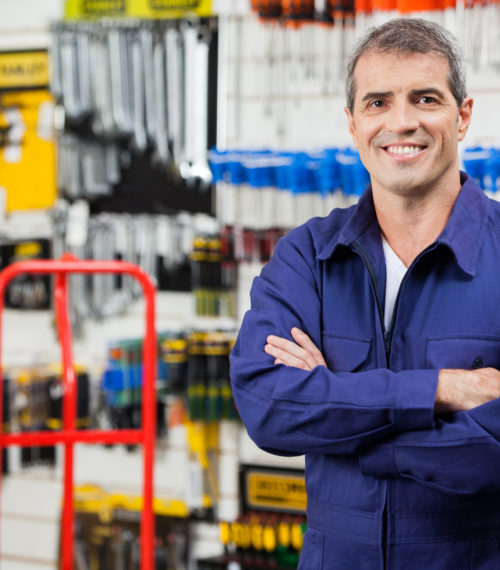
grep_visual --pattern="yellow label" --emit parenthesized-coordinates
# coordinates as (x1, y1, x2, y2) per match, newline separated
(132, 0, 213, 17)
(65, 0, 126, 18)
(0, 51, 49, 90)
(246, 471, 307, 513)
(149, 0, 205, 8)
(14, 242, 42, 258)
(83, 0, 126, 14)
(65, 0, 212, 18)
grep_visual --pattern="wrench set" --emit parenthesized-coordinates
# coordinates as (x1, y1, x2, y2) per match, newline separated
(50, 17, 217, 204)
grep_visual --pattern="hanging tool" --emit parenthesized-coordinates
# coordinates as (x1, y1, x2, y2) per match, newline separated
(165, 25, 183, 164)
(131, 30, 148, 152)
(140, 25, 157, 143)
(153, 28, 170, 165)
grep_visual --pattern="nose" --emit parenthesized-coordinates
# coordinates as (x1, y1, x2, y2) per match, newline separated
(386, 98, 419, 133)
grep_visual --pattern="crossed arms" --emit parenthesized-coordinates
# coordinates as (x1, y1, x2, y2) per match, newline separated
(265, 327, 500, 414)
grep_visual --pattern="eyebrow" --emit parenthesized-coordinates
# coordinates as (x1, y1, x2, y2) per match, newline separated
(361, 87, 446, 103)
(409, 88, 446, 99)
(361, 91, 392, 103)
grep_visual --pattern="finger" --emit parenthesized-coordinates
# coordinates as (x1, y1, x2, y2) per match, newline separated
(291, 327, 323, 357)
(265, 343, 311, 371)
(290, 328, 327, 367)
(267, 334, 309, 359)
(267, 334, 316, 368)
(267, 335, 317, 370)
(266, 333, 326, 370)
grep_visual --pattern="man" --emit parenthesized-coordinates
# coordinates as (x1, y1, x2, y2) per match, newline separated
(230, 18, 500, 569)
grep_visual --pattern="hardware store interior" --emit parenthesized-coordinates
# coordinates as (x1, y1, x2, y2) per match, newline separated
(2, 0, 500, 569)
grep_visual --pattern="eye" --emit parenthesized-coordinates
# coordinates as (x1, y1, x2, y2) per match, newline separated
(370, 99, 385, 108)
(419, 95, 437, 104)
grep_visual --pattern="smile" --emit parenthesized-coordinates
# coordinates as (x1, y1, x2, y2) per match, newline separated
(384, 144, 426, 155)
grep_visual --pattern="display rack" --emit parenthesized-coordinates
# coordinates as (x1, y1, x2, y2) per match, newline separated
(0, 254, 158, 570)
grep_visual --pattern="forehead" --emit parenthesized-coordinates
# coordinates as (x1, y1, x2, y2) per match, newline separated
(352, 50, 451, 100)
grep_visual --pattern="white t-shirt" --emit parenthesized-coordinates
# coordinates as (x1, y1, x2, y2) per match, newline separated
(382, 236, 407, 331)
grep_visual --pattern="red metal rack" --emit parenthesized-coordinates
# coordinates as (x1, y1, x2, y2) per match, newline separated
(0, 254, 157, 570)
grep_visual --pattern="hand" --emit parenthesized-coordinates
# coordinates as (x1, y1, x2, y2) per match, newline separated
(264, 327, 327, 371)
(435, 367, 500, 414)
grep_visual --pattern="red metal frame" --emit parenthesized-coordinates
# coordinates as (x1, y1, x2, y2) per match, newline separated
(0, 254, 157, 570)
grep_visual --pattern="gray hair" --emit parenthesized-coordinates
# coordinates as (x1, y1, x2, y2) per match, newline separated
(345, 18, 467, 113)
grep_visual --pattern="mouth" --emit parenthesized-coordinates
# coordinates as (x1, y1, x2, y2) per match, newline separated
(383, 144, 427, 159)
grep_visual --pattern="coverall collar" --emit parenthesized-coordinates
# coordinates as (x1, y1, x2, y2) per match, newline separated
(317, 172, 489, 277)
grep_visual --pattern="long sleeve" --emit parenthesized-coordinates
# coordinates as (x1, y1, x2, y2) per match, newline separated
(230, 227, 438, 456)
(359, 398, 500, 494)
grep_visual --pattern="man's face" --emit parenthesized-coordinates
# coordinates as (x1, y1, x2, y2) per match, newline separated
(345, 50, 473, 200)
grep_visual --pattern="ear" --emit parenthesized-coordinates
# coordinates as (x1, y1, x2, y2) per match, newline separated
(457, 97, 473, 142)
(345, 107, 359, 149)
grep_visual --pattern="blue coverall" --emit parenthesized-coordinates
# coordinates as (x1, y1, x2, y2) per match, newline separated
(230, 173, 500, 568)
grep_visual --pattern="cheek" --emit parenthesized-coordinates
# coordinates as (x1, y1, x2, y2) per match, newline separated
(427, 115, 458, 141)
(356, 125, 379, 149)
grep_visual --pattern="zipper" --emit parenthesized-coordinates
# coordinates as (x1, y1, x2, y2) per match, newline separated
(352, 240, 392, 567)
(351, 239, 437, 569)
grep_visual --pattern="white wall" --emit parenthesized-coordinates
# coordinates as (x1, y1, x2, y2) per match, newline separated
(0, 0, 62, 50)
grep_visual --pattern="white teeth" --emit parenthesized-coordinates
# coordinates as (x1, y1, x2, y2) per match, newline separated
(387, 145, 423, 155)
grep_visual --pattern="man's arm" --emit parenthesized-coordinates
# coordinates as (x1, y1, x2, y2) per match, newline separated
(265, 329, 500, 413)
(358, 358, 500, 495)
(269, 328, 500, 494)
(231, 227, 438, 457)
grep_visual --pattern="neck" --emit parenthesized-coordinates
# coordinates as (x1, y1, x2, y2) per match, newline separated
(373, 182, 461, 268)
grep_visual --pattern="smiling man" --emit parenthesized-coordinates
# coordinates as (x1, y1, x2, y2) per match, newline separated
(230, 18, 500, 569)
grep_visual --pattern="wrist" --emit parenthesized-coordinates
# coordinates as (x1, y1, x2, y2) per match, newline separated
(435, 368, 475, 414)
(435, 369, 465, 414)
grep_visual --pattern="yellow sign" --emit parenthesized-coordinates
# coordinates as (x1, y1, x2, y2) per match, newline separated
(0, 51, 49, 91)
(246, 471, 307, 513)
(14, 242, 43, 258)
(65, 0, 212, 18)
(0, 90, 57, 211)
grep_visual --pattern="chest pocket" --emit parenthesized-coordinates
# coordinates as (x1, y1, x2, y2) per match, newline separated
(321, 333, 372, 372)
(426, 336, 500, 370)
